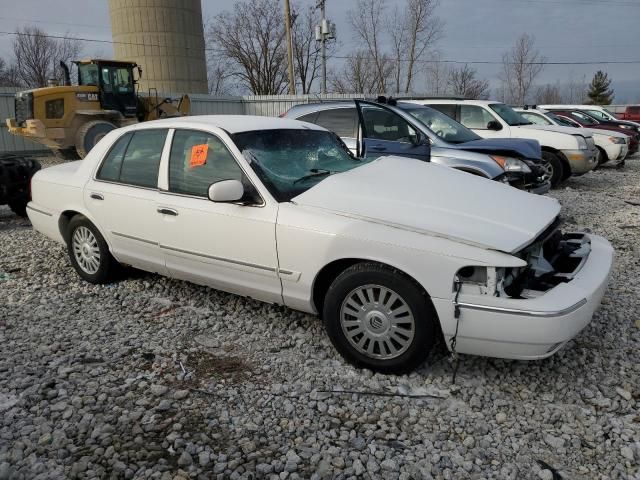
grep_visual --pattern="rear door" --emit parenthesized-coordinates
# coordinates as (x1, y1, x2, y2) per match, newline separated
(354, 101, 430, 160)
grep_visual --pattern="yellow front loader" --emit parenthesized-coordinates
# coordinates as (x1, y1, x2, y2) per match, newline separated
(6, 59, 190, 159)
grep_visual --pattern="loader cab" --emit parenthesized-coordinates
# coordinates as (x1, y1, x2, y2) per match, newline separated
(76, 60, 138, 118)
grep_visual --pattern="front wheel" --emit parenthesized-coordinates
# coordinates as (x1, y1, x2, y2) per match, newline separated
(542, 151, 564, 188)
(66, 216, 119, 284)
(323, 263, 438, 374)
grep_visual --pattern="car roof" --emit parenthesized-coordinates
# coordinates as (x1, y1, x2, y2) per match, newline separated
(120, 115, 326, 134)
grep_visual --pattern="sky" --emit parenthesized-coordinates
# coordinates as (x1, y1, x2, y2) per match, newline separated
(0, 0, 639, 101)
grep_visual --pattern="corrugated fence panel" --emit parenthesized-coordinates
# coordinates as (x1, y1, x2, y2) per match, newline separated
(0, 88, 47, 155)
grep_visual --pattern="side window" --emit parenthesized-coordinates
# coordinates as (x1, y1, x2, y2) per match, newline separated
(429, 104, 457, 119)
(361, 105, 417, 143)
(45, 99, 64, 119)
(97, 132, 132, 182)
(169, 130, 246, 197)
(315, 108, 358, 138)
(118, 129, 167, 188)
(522, 112, 551, 125)
(460, 105, 497, 129)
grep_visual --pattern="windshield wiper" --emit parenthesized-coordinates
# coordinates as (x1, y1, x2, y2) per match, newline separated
(293, 168, 334, 185)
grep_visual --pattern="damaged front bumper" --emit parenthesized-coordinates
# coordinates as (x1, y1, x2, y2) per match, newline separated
(433, 232, 614, 360)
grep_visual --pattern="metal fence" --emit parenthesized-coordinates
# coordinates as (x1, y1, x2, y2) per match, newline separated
(0, 86, 637, 155)
(0, 88, 48, 154)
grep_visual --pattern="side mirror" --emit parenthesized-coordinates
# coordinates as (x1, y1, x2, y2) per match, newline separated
(487, 120, 503, 131)
(208, 179, 244, 203)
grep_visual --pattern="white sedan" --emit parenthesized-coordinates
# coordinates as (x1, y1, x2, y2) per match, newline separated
(27, 116, 614, 373)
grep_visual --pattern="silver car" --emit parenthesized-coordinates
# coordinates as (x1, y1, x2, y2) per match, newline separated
(283, 100, 550, 194)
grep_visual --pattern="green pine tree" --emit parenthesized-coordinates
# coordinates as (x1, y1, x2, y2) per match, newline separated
(587, 71, 614, 105)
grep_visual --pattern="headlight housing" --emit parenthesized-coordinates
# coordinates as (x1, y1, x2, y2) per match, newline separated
(573, 135, 588, 150)
(490, 156, 532, 173)
(609, 136, 626, 145)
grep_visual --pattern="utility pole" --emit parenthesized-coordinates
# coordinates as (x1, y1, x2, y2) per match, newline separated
(315, 0, 335, 94)
(284, 0, 296, 95)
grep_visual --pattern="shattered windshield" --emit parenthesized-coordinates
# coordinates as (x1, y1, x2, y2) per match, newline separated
(231, 129, 366, 202)
(399, 104, 481, 144)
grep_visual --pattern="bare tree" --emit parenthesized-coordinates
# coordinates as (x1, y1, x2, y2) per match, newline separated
(563, 72, 588, 104)
(447, 64, 489, 99)
(402, 0, 443, 93)
(499, 33, 545, 105)
(534, 83, 562, 104)
(388, 5, 407, 94)
(207, 0, 288, 95)
(330, 50, 379, 93)
(349, 0, 393, 92)
(12, 26, 81, 88)
(0, 57, 22, 87)
(424, 54, 449, 95)
(206, 55, 233, 95)
(291, 3, 326, 94)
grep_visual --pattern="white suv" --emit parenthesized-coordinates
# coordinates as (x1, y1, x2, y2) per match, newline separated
(402, 99, 598, 187)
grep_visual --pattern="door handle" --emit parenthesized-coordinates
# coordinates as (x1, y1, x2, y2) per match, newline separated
(369, 145, 386, 152)
(157, 207, 178, 216)
(90, 193, 104, 200)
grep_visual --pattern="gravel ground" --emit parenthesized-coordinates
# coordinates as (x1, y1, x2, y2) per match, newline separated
(0, 156, 639, 480)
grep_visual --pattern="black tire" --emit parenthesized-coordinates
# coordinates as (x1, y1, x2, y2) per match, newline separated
(75, 120, 116, 158)
(323, 262, 438, 374)
(52, 148, 80, 161)
(8, 200, 28, 217)
(66, 216, 119, 284)
(542, 151, 564, 188)
(595, 146, 608, 166)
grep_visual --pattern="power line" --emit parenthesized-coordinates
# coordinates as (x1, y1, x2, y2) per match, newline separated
(1, 29, 640, 67)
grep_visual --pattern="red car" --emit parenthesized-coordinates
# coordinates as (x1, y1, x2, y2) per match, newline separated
(550, 109, 639, 156)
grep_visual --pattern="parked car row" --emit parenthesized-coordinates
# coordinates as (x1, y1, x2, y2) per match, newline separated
(25, 112, 615, 373)
(516, 107, 632, 166)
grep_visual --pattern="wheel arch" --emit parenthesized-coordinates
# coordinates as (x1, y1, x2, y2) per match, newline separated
(311, 257, 435, 319)
(541, 146, 571, 179)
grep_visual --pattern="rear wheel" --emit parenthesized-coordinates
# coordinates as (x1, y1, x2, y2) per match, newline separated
(66, 216, 119, 284)
(75, 120, 116, 158)
(323, 262, 438, 374)
(542, 151, 564, 188)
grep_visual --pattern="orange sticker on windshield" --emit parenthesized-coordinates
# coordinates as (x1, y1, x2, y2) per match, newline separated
(189, 144, 209, 167)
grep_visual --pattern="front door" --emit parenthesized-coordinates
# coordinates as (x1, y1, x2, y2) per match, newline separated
(156, 128, 282, 304)
(355, 101, 431, 160)
(84, 128, 169, 275)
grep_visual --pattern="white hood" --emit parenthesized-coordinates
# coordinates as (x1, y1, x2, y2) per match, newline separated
(292, 157, 561, 254)
(521, 124, 588, 136)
